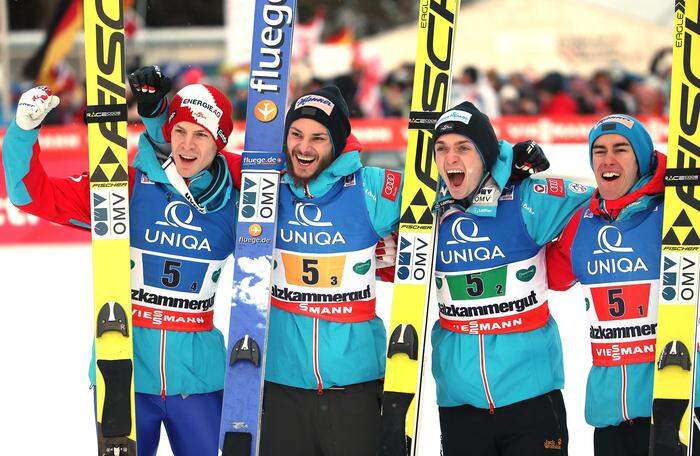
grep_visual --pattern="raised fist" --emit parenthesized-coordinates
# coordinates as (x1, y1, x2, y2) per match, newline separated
(15, 86, 60, 130)
(128, 65, 172, 117)
(512, 140, 550, 180)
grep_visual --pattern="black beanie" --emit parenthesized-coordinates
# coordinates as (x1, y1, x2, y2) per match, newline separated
(432, 101, 499, 172)
(284, 85, 351, 155)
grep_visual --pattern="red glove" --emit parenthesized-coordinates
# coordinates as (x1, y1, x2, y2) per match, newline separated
(375, 231, 398, 282)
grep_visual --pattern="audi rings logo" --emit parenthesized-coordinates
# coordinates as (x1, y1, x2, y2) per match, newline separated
(385, 173, 397, 193)
(156, 201, 202, 232)
(446, 217, 490, 244)
(289, 203, 332, 227)
(593, 226, 633, 254)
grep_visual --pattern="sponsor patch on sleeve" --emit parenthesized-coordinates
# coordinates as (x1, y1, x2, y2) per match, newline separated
(499, 184, 515, 201)
(546, 178, 565, 197)
(381, 170, 401, 201)
(568, 182, 589, 194)
(533, 183, 547, 194)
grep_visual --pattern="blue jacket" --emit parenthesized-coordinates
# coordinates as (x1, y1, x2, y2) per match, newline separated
(432, 141, 593, 409)
(2, 112, 239, 395)
(547, 152, 700, 427)
(266, 149, 403, 389)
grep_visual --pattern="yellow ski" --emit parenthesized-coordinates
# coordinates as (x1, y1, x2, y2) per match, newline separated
(83, 1, 136, 454)
(650, 1, 700, 454)
(380, 1, 459, 454)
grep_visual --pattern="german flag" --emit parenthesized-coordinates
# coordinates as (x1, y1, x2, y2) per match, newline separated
(22, 0, 82, 90)
(325, 27, 354, 45)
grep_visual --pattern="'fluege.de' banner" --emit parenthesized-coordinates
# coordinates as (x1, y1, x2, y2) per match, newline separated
(0, 115, 668, 244)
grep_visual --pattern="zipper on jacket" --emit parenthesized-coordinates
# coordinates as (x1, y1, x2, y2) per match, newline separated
(312, 319, 324, 394)
(620, 364, 630, 421)
(303, 183, 313, 199)
(478, 334, 495, 413)
(160, 329, 167, 399)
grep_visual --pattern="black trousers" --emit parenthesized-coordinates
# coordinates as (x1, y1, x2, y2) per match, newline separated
(259, 380, 382, 456)
(439, 390, 568, 456)
(594, 408, 700, 456)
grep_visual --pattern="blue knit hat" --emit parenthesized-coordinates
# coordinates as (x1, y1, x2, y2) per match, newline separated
(588, 114, 655, 176)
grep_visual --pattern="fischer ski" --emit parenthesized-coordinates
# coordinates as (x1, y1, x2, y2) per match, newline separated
(650, 1, 700, 455)
(218, 0, 296, 454)
(83, 0, 137, 455)
(380, 0, 459, 454)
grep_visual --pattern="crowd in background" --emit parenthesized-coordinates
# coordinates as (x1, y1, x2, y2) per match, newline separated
(11, 47, 672, 126)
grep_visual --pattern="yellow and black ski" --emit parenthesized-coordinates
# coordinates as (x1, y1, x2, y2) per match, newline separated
(650, 1, 700, 454)
(379, 1, 459, 454)
(83, 1, 136, 454)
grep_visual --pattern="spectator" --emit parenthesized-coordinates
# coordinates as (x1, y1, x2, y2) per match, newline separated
(450, 66, 500, 117)
(537, 72, 578, 116)
(591, 70, 630, 114)
(12, 48, 673, 122)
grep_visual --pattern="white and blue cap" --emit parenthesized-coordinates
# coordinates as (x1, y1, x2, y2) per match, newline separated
(433, 101, 499, 172)
(588, 114, 655, 176)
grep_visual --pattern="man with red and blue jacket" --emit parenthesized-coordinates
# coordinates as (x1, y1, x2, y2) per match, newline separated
(546, 114, 700, 455)
(2, 67, 241, 456)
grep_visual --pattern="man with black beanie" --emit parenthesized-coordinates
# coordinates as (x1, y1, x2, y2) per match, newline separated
(430, 101, 593, 455)
(259, 85, 404, 455)
(262, 87, 561, 454)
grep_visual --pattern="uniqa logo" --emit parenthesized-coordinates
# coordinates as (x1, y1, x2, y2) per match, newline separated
(156, 201, 202, 232)
(593, 225, 632, 254)
(446, 217, 490, 245)
(289, 203, 332, 227)
(280, 202, 344, 245)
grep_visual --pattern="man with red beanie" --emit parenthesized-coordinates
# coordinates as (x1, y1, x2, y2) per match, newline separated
(2, 66, 241, 456)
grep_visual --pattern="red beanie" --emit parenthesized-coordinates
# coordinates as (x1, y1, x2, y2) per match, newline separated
(163, 84, 233, 151)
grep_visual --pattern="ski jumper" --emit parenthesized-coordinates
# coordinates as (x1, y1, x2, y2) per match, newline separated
(259, 137, 402, 456)
(3, 111, 241, 456)
(547, 152, 700, 429)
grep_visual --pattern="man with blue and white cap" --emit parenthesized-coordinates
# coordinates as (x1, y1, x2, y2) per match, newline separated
(430, 100, 592, 455)
(547, 114, 700, 455)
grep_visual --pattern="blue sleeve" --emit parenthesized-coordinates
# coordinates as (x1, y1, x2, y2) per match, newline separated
(360, 167, 403, 238)
(519, 177, 593, 246)
(2, 119, 40, 205)
(141, 106, 169, 143)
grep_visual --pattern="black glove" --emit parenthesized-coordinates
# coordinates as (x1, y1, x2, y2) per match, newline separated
(511, 140, 550, 180)
(128, 65, 172, 118)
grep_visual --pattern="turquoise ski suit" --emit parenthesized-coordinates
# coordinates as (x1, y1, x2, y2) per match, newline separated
(547, 151, 700, 427)
(2, 111, 239, 396)
(266, 144, 403, 390)
(432, 141, 593, 410)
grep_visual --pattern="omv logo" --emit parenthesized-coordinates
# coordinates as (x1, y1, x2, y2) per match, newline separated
(155, 201, 202, 232)
(593, 225, 632, 254)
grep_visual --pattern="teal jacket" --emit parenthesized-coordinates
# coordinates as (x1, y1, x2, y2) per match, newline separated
(431, 141, 593, 409)
(2, 112, 239, 395)
(266, 148, 403, 389)
(547, 152, 700, 427)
